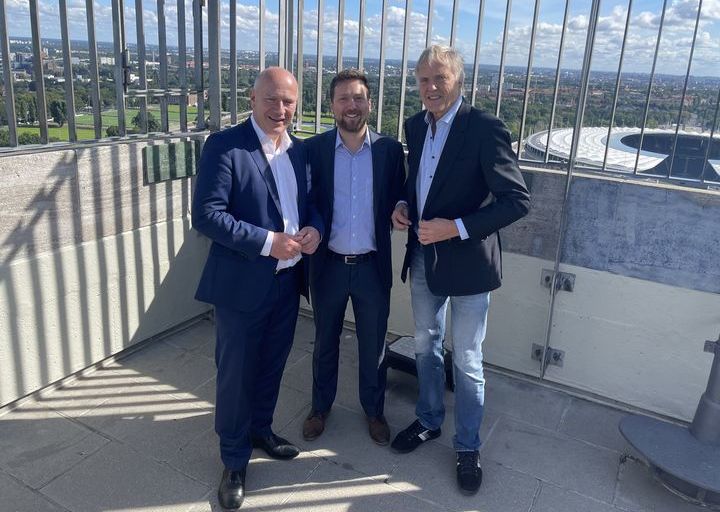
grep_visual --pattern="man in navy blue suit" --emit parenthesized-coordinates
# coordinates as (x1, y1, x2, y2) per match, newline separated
(192, 67, 323, 511)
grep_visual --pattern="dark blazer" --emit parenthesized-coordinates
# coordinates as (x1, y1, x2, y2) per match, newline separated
(306, 128, 406, 291)
(192, 119, 324, 311)
(401, 101, 530, 296)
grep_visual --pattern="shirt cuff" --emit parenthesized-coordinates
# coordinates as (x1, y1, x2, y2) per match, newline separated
(261, 231, 274, 256)
(395, 200, 408, 209)
(455, 219, 469, 240)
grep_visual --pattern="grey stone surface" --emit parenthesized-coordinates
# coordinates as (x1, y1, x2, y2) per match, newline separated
(0, 150, 79, 260)
(482, 416, 620, 502)
(41, 441, 210, 512)
(75, 142, 193, 242)
(558, 397, 628, 452)
(531, 483, 620, 512)
(0, 408, 109, 488)
(0, 470, 68, 512)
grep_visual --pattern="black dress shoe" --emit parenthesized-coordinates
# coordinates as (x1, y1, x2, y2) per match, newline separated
(251, 433, 300, 460)
(218, 468, 245, 510)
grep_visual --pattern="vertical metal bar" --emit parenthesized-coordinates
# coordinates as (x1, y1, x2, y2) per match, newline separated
(470, 0, 485, 106)
(59, 0, 77, 142)
(158, 0, 169, 132)
(29, 0, 49, 143)
(207, 0, 221, 130)
(259, 0, 265, 70)
(449, 0, 459, 47)
(516, 0, 541, 158)
(668, 0, 703, 178)
(296, 0, 304, 131)
(193, 0, 205, 130)
(230, 0, 238, 124)
(540, 0, 601, 378)
(701, 86, 720, 183)
(602, 0, 633, 171)
(86, 0, 102, 138)
(545, 0, 570, 163)
(287, 0, 294, 71)
(396, 0, 412, 140)
(357, 0, 365, 68)
(315, 0, 324, 133)
(111, 0, 127, 135)
(0, 0, 17, 146)
(495, 0, 512, 118)
(336, 0, 345, 71)
(279, 0, 287, 68)
(633, 0, 668, 175)
(134, 0, 148, 132)
(376, 0, 388, 132)
(177, 0, 188, 132)
(425, 0, 433, 48)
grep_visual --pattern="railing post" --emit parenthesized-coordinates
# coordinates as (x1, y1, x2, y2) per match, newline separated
(207, 0, 221, 131)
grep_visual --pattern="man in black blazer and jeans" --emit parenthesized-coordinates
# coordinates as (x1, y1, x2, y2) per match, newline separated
(391, 45, 530, 494)
(303, 69, 406, 445)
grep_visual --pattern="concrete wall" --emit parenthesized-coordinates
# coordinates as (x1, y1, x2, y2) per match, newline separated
(0, 139, 211, 407)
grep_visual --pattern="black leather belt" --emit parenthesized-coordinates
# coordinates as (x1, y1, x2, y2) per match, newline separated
(327, 250, 376, 264)
(275, 265, 296, 276)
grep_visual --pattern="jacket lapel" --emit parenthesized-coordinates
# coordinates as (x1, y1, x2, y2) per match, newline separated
(370, 130, 383, 221)
(244, 120, 283, 217)
(324, 129, 337, 214)
(423, 101, 470, 213)
(287, 135, 306, 224)
(408, 114, 427, 221)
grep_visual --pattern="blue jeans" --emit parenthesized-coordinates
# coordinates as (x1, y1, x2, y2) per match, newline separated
(410, 245, 490, 452)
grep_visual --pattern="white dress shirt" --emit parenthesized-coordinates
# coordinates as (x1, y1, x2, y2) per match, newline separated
(251, 115, 301, 270)
(416, 95, 469, 240)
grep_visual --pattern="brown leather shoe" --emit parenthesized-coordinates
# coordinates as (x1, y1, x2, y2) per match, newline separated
(367, 415, 390, 445)
(302, 410, 329, 441)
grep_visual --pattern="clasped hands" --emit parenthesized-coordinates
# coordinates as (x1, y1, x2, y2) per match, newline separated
(391, 203, 459, 245)
(270, 227, 320, 260)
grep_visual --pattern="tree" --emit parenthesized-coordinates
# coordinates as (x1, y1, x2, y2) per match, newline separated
(49, 100, 67, 127)
(131, 110, 160, 132)
(106, 125, 119, 137)
(18, 132, 41, 145)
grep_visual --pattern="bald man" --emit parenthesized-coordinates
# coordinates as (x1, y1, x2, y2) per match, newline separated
(193, 67, 323, 510)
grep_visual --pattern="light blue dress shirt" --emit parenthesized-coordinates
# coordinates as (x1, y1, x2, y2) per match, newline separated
(328, 130, 376, 255)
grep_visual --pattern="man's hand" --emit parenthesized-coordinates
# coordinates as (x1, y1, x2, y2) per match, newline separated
(294, 226, 321, 255)
(270, 232, 303, 260)
(418, 218, 459, 245)
(391, 203, 411, 231)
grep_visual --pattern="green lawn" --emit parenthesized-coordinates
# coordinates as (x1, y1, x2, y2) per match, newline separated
(74, 105, 199, 128)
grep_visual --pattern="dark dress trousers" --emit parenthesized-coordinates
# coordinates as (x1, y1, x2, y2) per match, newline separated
(306, 128, 405, 416)
(192, 119, 323, 470)
(401, 101, 531, 295)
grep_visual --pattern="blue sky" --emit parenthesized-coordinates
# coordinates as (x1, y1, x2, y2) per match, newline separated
(6, 0, 720, 76)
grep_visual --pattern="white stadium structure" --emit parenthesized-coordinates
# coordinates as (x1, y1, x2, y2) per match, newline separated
(524, 127, 720, 181)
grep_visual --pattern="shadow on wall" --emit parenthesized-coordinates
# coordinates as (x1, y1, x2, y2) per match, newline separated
(0, 138, 210, 408)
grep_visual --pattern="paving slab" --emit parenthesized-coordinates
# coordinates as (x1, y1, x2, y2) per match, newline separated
(614, 455, 705, 512)
(481, 416, 620, 502)
(387, 438, 539, 512)
(0, 470, 68, 512)
(0, 408, 109, 489)
(41, 441, 210, 512)
(531, 483, 620, 512)
(558, 397, 629, 452)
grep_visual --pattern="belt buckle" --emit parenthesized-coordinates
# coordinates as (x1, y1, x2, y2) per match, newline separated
(344, 255, 356, 265)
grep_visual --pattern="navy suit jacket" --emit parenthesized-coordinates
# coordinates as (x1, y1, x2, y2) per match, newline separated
(192, 119, 324, 312)
(305, 128, 406, 291)
(401, 101, 530, 296)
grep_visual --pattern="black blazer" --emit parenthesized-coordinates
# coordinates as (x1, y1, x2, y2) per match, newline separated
(306, 128, 406, 291)
(401, 101, 530, 296)
(192, 120, 324, 311)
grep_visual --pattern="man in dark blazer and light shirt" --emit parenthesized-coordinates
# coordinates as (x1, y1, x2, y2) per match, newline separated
(192, 67, 323, 511)
(391, 46, 530, 495)
(302, 69, 406, 446)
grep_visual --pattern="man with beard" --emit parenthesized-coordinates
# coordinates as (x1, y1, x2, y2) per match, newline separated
(302, 69, 406, 445)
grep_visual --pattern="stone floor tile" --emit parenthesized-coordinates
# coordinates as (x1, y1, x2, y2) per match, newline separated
(163, 320, 215, 353)
(0, 408, 109, 489)
(41, 441, 210, 512)
(531, 483, 620, 512)
(0, 470, 68, 512)
(614, 456, 706, 512)
(481, 416, 619, 502)
(558, 397, 629, 452)
(387, 439, 539, 512)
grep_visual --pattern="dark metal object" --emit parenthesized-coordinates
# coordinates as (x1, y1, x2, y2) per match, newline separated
(620, 334, 720, 508)
(531, 343, 564, 368)
(386, 336, 454, 391)
(540, 269, 575, 292)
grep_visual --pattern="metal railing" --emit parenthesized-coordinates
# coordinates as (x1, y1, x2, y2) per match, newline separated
(0, 0, 718, 186)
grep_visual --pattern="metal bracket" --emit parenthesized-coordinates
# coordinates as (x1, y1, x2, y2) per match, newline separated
(531, 343, 565, 367)
(541, 269, 575, 292)
(704, 334, 720, 354)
